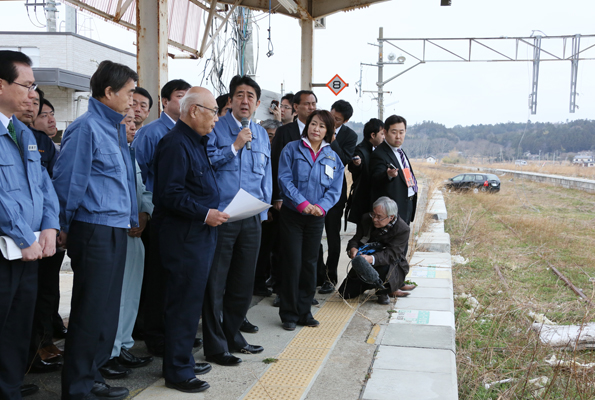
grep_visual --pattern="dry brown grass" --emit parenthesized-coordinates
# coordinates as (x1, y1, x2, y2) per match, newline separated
(416, 164, 595, 399)
(473, 162, 595, 180)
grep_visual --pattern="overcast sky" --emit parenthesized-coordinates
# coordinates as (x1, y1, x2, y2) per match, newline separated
(3, 0, 595, 127)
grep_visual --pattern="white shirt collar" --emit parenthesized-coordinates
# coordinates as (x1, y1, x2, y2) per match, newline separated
(297, 118, 306, 134)
(231, 112, 251, 129)
(0, 112, 10, 129)
(163, 111, 176, 125)
(302, 137, 330, 152)
(335, 125, 342, 135)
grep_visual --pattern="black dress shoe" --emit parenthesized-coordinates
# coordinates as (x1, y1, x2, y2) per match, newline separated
(91, 382, 129, 400)
(165, 377, 210, 393)
(376, 294, 390, 305)
(117, 348, 153, 368)
(311, 298, 319, 305)
(282, 322, 296, 331)
(240, 318, 259, 333)
(318, 281, 334, 294)
(253, 287, 273, 297)
(298, 318, 320, 327)
(205, 352, 242, 366)
(265, 276, 276, 288)
(193, 362, 212, 375)
(237, 344, 264, 354)
(29, 356, 62, 373)
(21, 384, 39, 397)
(145, 341, 165, 357)
(272, 295, 280, 307)
(193, 338, 203, 349)
(99, 358, 132, 379)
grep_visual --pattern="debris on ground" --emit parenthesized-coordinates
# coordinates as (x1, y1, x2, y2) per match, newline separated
(455, 293, 481, 315)
(545, 354, 595, 370)
(484, 376, 549, 396)
(452, 255, 468, 265)
(533, 323, 595, 350)
(526, 311, 556, 325)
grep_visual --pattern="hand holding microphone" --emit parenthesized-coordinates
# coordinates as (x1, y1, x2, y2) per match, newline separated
(233, 117, 253, 152)
(242, 117, 252, 150)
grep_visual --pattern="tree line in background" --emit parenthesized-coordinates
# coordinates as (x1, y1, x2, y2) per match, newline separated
(347, 119, 595, 162)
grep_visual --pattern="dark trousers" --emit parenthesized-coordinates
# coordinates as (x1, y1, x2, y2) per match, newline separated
(160, 218, 216, 383)
(61, 222, 127, 400)
(338, 264, 391, 299)
(29, 251, 65, 359)
(0, 256, 37, 400)
(202, 216, 261, 356)
(317, 194, 346, 285)
(279, 207, 325, 323)
(135, 218, 166, 347)
(254, 208, 279, 292)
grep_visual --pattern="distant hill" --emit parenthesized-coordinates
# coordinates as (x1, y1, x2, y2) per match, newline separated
(345, 119, 595, 160)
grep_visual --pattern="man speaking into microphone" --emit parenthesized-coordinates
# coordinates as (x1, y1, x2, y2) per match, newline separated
(203, 75, 272, 366)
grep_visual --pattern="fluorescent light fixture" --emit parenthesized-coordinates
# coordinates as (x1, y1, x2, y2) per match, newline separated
(278, 0, 298, 13)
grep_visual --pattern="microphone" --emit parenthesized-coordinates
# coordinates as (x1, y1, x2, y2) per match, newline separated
(241, 117, 251, 150)
(351, 255, 386, 290)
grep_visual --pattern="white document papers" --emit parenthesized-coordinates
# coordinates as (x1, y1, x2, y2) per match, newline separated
(0, 232, 41, 260)
(223, 189, 271, 223)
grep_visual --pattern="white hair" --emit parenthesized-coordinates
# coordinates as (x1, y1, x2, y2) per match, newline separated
(179, 91, 201, 116)
(373, 196, 398, 217)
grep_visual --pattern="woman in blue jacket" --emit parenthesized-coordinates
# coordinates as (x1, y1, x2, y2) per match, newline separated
(277, 110, 344, 330)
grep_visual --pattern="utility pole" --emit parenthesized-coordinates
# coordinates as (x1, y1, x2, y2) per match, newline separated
(45, 0, 57, 32)
(378, 27, 384, 120)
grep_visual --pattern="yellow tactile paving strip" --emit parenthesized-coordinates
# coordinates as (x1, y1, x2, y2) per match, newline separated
(242, 297, 359, 400)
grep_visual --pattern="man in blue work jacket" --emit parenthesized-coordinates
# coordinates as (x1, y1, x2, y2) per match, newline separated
(153, 86, 229, 393)
(0, 50, 60, 400)
(202, 75, 272, 366)
(52, 60, 139, 400)
(132, 79, 190, 356)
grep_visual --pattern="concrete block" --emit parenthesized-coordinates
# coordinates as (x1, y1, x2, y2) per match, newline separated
(395, 297, 454, 313)
(416, 232, 451, 253)
(406, 286, 453, 300)
(381, 323, 456, 352)
(428, 221, 445, 233)
(363, 369, 457, 400)
(408, 277, 453, 289)
(410, 252, 452, 268)
(374, 346, 456, 374)
(390, 309, 455, 329)
(407, 267, 452, 280)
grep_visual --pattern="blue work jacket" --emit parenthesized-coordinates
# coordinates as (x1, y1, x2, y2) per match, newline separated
(207, 111, 272, 220)
(278, 140, 344, 214)
(153, 120, 219, 222)
(0, 116, 59, 249)
(31, 127, 58, 178)
(132, 112, 175, 192)
(52, 97, 138, 233)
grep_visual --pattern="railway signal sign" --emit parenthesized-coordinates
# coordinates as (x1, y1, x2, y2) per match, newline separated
(327, 74, 348, 96)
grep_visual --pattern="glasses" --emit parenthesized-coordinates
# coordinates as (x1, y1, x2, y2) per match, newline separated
(195, 104, 218, 116)
(369, 212, 390, 222)
(13, 81, 38, 92)
(280, 105, 292, 110)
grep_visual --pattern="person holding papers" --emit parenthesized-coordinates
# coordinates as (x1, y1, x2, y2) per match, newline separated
(277, 110, 344, 331)
(0, 51, 60, 400)
(203, 75, 272, 366)
(152, 87, 228, 393)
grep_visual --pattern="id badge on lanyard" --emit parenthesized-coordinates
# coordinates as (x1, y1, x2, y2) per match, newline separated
(402, 168, 414, 188)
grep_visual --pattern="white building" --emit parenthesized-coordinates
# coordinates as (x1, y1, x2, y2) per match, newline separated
(0, 31, 136, 138)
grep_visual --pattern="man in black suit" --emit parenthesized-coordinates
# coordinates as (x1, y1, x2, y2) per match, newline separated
(370, 115, 418, 226)
(345, 118, 385, 226)
(317, 100, 358, 294)
(269, 90, 317, 305)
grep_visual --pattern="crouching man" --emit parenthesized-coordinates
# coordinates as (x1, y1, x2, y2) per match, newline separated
(338, 196, 415, 304)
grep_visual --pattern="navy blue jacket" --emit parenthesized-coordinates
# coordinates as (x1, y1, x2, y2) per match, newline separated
(152, 119, 220, 222)
(31, 127, 58, 178)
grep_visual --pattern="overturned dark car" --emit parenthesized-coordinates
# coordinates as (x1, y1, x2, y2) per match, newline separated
(445, 173, 500, 193)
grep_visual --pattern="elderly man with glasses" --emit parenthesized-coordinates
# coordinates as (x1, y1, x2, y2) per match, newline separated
(338, 196, 415, 305)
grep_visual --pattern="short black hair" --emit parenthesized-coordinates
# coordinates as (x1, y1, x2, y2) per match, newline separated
(384, 115, 407, 131)
(293, 90, 317, 108)
(0, 50, 32, 84)
(90, 60, 138, 99)
(161, 79, 191, 102)
(363, 118, 384, 140)
(41, 98, 55, 113)
(331, 100, 353, 122)
(134, 86, 153, 110)
(35, 87, 45, 115)
(229, 75, 261, 100)
(301, 110, 334, 144)
(281, 93, 294, 105)
(216, 93, 229, 114)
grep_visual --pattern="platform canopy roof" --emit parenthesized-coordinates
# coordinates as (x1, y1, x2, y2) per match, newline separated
(63, 0, 388, 56)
